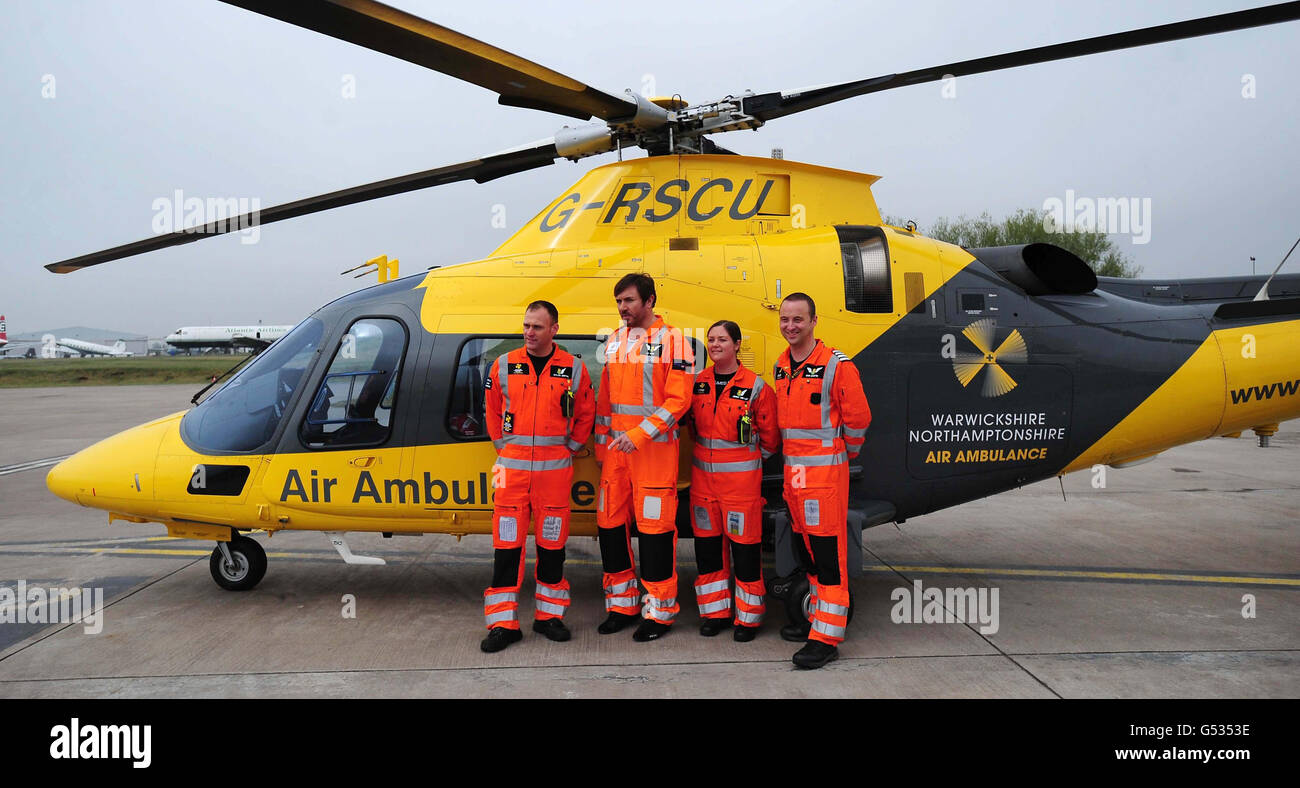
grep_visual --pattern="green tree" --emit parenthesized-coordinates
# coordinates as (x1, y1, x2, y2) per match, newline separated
(888, 208, 1142, 278)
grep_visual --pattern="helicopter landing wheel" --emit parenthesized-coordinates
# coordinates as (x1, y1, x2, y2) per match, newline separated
(781, 575, 854, 630)
(210, 534, 267, 591)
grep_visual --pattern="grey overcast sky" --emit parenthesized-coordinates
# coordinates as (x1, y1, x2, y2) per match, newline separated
(3, 0, 1298, 338)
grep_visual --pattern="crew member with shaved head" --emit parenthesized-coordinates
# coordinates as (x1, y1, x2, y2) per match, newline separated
(481, 300, 595, 653)
(773, 292, 870, 669)
(593, 273, 695, 641)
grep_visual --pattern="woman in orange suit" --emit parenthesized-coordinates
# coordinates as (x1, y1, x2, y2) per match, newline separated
(686, 320, 780, 641)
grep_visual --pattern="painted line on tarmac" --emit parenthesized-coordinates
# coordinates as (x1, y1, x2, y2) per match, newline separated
(2, 538, 1297, 589)
(0, 455, 72, 477)
(868, 564, 1300, 587)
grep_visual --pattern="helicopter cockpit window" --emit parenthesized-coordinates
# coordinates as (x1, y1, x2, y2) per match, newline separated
(300, 318, 408, 449)
(841, 236, 892, 313)
(447, 336, 606, 439)
(180, 318, 324, 453)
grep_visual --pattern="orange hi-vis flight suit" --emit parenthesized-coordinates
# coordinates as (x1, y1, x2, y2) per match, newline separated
(773, 339, 870, 646)
(483, 345, 594, 631)
(594, 316, 695, 625)
(688, 363, 780, 627)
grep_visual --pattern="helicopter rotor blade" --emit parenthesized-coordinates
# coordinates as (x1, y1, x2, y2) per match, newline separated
(220, 0, 636, 122)
(741, 2, 1300, 122)
(44, 140, 561, 274)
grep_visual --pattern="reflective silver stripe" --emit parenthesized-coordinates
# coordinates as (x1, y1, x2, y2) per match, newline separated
(605, 595, 639, 610)
(501, 434, 569, 447)
(783, 452, 847, 467)
(535, 600, 567, 616)
(538, 586, 571, 601)
(693, 457, 761, 474)
(495, 456, 572, 472)
(697, 437, 750, 450)
(782, 427, 838, 441)
(750, 374, 766, 399)
(761, 448, 774, 460)
(736, 610, 763, 624)
(651, 428, 677, 443)
(822, 353, 839, 433)
(595, 434, 608, 445)
(645, 606, 675, 621)
(604, 578, 639, 595)
(498, 355, 510, 414)
(485, 591, 516, 606)
(638, 418, 660, 440)
(811, 619, 845, 638)
(651, 406, 676, 428)
(646, 595, 676, 610)
(611, 403, 656, 416)
(595, 415, 611, 426)
(486, 610, 518, 626)
(492, 439, 505, 451)
(736, 587, 765, 607)
(694, 579, 730, 596)
(698, 599, 731, 615)
(817, 600, 850, 617)
(566, 438, 583, 452)
(842, 425, 867, 439)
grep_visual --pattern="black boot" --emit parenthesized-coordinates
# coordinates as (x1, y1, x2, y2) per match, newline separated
(532, 618, 571, 642)
(733, 624, 759, 642)
(480, 626, 523, 653)
(792, 640, 839, 669)
(633, 619, 671, 642)
(699, 617, 732, 637)
(597, 611, 640, 635)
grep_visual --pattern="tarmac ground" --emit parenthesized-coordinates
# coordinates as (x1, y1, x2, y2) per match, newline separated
(1, 384, 1296, 698)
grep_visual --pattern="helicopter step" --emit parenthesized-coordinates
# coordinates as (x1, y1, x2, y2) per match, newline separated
(328, 532, 387, 566)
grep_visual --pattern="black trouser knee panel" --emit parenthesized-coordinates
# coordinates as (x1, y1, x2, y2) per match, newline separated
(695, 535, 723, 575)
(536, 546, 565, 585)
(808, 535, 841, 586)
(731, 542, 761, 583)
(598, 526, 632, 573)
(640, 532, 675, 582)
(491, 547, 522, 588)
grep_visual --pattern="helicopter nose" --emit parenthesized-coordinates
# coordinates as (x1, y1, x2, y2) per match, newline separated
(45, 415, 174, 507)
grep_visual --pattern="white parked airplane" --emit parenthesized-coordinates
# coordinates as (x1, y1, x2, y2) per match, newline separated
(164, 324, 292, 350)
(57, 337, 134, 357)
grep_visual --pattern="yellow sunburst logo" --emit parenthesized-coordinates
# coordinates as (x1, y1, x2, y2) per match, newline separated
(953, 319, 1028, 398)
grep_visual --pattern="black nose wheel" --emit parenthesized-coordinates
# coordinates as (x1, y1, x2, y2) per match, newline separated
(210, 534, 267, 591)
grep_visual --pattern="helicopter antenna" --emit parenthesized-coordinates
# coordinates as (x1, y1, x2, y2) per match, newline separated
(1253, 235, 1300, 301)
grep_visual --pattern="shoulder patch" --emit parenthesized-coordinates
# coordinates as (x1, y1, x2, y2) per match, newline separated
(831, 350, 850, 362)
(693, 381, 710, 395)
(483, 376, 493, 390)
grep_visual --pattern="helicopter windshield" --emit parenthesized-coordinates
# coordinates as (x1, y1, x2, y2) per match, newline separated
(181, 318, 325, 453)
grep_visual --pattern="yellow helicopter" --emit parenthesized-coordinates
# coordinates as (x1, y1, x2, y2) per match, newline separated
(43, 1, 1300, 625)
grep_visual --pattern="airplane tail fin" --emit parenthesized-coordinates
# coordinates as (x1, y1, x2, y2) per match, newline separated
(0, 315, 7, 343)
(113, 339, 126, 352)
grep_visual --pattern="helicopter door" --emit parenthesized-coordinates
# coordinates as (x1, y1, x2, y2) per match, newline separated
(264, 311, 419, 527)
